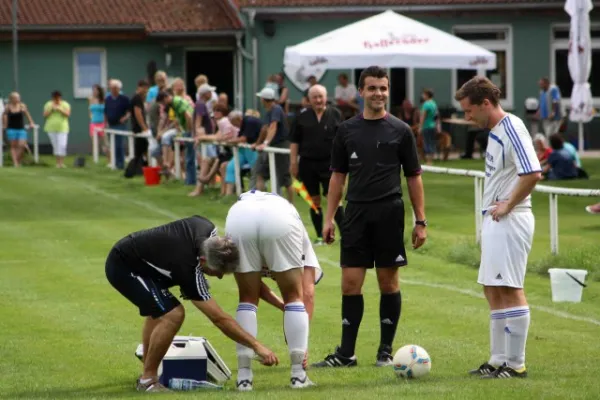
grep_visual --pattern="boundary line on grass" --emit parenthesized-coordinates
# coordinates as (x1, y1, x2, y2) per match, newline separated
(318, 258, 600, 327)
(46, 174, 600, 327)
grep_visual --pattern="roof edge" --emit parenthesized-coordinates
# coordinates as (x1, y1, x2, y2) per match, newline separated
(240, 2, 566, 14)
(222, 0, 246, 29)
(148, 29, 242, 38)
(0, 24, 146, 32)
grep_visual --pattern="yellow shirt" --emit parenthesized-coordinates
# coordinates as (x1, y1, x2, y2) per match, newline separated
(44, 100, 71, 133)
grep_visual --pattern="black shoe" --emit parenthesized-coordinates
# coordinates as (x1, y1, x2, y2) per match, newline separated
(311, 346, 357, 368)
(468, 362, 497, 376)
(375, 345, 393, 367)
(482, 363, 527, 379)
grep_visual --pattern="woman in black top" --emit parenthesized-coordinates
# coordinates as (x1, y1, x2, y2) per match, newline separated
(2, 92, 35, 167)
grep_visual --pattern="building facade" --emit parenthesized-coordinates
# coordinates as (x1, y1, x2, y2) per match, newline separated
(2, 0, 600, 150)
(237, 0, 600, 149)
(0, 0, 244, 150)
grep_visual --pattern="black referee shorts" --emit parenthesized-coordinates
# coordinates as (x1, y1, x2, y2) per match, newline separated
(341, 196, 407, 269)
(299, 159, 331, 197)
(105, 239, 180, 319)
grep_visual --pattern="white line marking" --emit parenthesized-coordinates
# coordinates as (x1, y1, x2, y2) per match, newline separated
(318, 258, 600, 327)
(48, 176, 180, 220)
(46, 174, 600, 328)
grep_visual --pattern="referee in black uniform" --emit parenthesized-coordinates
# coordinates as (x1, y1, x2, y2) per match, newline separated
(313, 66, 427, 368)
(290, 84, 345, 245)
(105, 216, 279, 392)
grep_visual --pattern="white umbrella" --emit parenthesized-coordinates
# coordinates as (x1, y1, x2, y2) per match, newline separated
(284, 10, 496, 71)
(565, 0, 594, 153)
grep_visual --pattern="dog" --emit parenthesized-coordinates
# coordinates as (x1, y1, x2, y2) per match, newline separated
(412, 125, 452, 162)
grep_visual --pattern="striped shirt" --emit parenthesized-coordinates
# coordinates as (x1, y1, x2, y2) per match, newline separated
(124, 216, 216, 301)
(483, 114, 541, 213)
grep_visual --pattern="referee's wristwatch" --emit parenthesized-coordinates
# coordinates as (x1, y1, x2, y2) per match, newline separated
(415, 220, 428, 227)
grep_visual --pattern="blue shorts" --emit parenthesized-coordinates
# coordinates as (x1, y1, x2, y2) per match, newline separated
(225, 147, 258, 183)
(422, 128, 437, 155)
(205, 144, 219, 158)
(160, 129, 178, 147)
(6, 129, 27, 141)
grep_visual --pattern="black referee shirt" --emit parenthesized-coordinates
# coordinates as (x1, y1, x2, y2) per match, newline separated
(121, 216, 217, 301)
(330, 113, 421, 203)
(290, 107, 342, 161)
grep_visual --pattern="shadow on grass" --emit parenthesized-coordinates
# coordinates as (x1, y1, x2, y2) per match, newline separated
(2, 379, 134, 400)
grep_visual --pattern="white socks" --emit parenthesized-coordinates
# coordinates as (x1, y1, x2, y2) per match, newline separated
(236, 301, 309, 383)
(489, 306, 530, 371)
(236, 303, 257, 382)
(284, 302, 309, 379)
(504, 306, 530, 370)
(489, 310, 507, 367)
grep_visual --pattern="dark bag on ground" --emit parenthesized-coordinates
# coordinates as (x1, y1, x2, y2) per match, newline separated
(124, 156, 146, 178)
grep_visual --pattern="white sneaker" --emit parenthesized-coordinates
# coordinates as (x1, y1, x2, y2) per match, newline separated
(290, 375, 315, 389)
(236, 379, 253, 392)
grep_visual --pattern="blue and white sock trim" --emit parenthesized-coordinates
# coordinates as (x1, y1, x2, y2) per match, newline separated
(503, 306, 530, 319)
(491, 306, 530, 319)
(237, 303, 258, 313)
(284, 302, 306, 313)
(491, 309, 507, 320)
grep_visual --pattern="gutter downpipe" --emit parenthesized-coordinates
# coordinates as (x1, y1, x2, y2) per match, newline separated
(236, 10, 258, 110)
(243, 10, 258, 110)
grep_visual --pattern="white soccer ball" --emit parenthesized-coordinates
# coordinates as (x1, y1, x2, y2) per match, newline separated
(393, 345, 431, 379)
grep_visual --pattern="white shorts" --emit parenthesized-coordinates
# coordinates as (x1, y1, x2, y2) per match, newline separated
(478, 211, 534, 288)
(226, 192, 320, 275)
(47, 132, 68, 156)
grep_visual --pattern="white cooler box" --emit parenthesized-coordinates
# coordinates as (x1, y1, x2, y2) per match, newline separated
(135, 336, 231, 386)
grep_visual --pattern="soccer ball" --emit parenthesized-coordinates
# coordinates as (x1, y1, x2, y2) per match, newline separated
(393, 345, 431, 379)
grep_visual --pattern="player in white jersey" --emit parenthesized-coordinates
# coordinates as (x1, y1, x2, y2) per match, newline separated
(455, 77, 542, 379)
(224, 190, 320, 391)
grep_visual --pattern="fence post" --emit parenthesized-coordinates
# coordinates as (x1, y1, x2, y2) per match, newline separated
(174, 140, 181, 180)
(92, 128, 99, 164)
(549, 193, 559, 255)
(33, 125, 39, 164)
(233, 146, 242, 196)
(110, 132, 116, 170)
(268, 151, 278, 194)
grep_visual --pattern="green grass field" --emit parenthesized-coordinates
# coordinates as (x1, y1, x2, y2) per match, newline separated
(1, 156, 600, 400)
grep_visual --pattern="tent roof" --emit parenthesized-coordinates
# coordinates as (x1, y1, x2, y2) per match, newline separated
(283, 10, 496, 70)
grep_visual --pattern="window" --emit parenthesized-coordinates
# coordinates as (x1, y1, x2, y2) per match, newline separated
(551, 24, 600, 106)
(451, 25, 513, 109)
(73, 48, 107, 98)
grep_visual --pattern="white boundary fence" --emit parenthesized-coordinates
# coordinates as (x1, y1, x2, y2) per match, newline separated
(93, 128, 157, 168)
(95, 129, 600, 256)
(0, 124, 40, 167)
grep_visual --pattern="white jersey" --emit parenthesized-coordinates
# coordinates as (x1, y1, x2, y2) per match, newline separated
(227, 190, 323, 282)
(483, 114, 541, 213)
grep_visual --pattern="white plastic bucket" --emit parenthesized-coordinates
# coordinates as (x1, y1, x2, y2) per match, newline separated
(548, 268, 588, 303)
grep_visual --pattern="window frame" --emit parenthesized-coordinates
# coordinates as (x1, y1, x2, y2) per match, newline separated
(450, 24, 514, 110)
(550, 23, 600, 108)
(73, 47, 107, 99)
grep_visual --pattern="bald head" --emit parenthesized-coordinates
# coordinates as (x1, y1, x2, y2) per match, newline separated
(309, 84, 327, 98)
(308, 84, 327, 112)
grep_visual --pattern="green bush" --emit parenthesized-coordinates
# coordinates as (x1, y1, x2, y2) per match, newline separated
(529, 244, 600, 282)
(446, 239, 481, 269)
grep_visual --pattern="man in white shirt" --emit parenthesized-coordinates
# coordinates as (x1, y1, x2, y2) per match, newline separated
(334, 73, 359, 118)
(455, 76, 542, 380)
(225, 190, 319, 391)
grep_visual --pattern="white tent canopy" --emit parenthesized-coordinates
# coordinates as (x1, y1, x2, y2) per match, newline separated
(284, 10, 497, 71)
